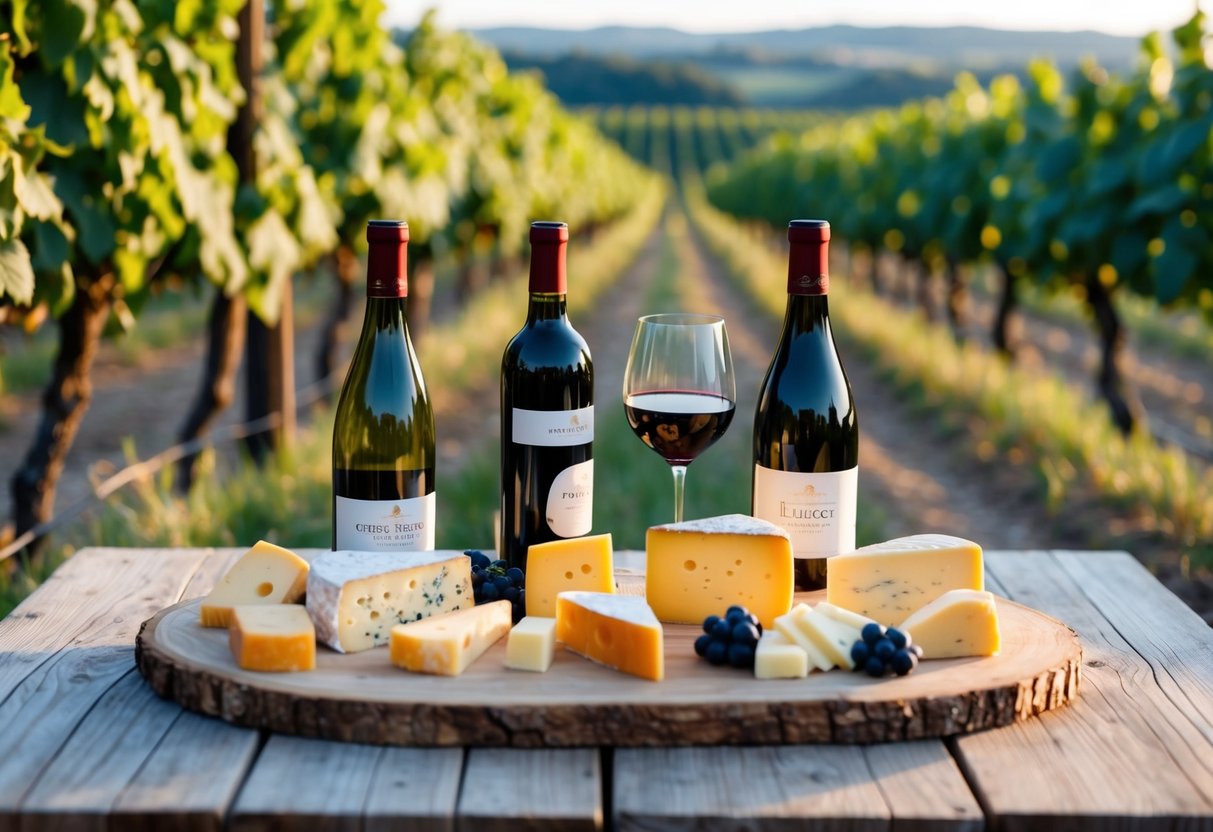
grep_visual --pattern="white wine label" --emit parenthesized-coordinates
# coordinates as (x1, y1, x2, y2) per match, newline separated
(334, 493, 436, 551)
(512, 405, 594, 447)
(546, 459, 594, 538)
(752, 465, 857, 558)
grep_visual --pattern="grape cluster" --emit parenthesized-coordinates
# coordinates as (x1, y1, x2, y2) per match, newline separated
(465, 550, 525, 623)
(695, 605, 763, 669)
(851, 622, 922, 678)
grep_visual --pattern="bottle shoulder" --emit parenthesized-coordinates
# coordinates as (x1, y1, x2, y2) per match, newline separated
(504, 319, 592, 369)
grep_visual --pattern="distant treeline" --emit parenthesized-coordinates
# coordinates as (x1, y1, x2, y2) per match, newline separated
(502, 51, 743, 106)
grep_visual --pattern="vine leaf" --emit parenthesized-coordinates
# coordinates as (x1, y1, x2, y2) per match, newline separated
(0, 238, 36, 305)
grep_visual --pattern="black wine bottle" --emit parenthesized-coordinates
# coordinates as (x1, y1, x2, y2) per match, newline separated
(332, 220, 436, 551)
(752, 219, 858, 590)
(500, 221, 594, 570)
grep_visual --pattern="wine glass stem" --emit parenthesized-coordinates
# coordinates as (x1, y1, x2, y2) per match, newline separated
(671, 464, 688, 523)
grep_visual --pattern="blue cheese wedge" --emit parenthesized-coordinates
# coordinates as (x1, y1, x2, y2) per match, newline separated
(306, 550, 472, 653)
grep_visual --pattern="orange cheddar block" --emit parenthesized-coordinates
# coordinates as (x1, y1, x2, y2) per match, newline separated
(201, 540, 309, 628)
(228, 605, 316, 672)
(524, 533, 616, 618)
(555, 592, 663, 681)
(390, 601, 512, 676)
(645, 514, 793, 628)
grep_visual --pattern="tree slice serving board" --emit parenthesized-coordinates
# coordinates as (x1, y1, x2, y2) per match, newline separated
(136, 570, 1082, 747)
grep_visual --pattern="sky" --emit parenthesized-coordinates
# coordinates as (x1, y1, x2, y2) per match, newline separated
(384, 0, 1203, 37)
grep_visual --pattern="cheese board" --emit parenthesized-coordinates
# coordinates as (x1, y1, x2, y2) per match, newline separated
(135, 565, 1082, 747)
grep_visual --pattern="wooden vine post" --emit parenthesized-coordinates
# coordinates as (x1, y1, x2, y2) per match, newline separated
(238, 0, 297, 464)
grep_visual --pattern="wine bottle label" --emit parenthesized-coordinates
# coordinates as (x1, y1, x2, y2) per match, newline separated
(545, 459, 594, 538)
(512, 405, 594, 447)
(334, 493, 436, 551)
(752, 465, 857, 558)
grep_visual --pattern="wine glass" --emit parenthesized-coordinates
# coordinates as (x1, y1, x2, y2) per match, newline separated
(623, 314, 736, 523)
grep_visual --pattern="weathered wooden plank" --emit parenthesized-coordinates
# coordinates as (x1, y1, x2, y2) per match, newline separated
(1054, 551, 1213, 746)
(0, 548, 209, 704)
(457, 749, 601, 832)
(953, 550, 1213, 831)
(862, 742, 984, 832)
(613, 746, 889, 832)
(110, 712, 259, 832)
(364, 748, 463, 832)
(0, 548, 211, 832)
(229, 736, 382, 832)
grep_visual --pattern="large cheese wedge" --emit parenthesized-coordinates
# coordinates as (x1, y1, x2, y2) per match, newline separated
(555, 592, 663, 681)
(200, 540, 309, 628)
(525, 533, 615, 618)
(754, 630, 808, 680)
(826, 534, 983, 626)
(645, 514, 793, 628)
(773, 606, 833, 672)
(898, 589, 1001, 659)
(505, 616, 557, 672)
(390, 601, 512, 676)
(306, 550, 473, 653)
(228, 605, 315, 672)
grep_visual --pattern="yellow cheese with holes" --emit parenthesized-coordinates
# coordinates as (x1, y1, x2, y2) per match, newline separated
(389, 601, 512, 676)
(898, 589, 1001, 659)
(773, 607, 833, 672)
(200, 541, 309, 628)
(826, 534, 984, 626)
(645, 514, 793, 628)
(228, 605, 315, 672)
(754, 630, 808, 679)
(505, 616, 557, 672)
(555, 592, 663, 681)
(525, 534, 616, 618)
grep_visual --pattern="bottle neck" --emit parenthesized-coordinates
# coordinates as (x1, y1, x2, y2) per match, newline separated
(525, 292, 568, 324)
(784, 293, 831, 337)
(363, 295, 410, 333)
(787, 239, 829, 296)
(367, 240, 408, 298)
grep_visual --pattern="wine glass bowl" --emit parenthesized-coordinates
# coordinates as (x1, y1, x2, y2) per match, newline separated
(622, 313, 736, 522)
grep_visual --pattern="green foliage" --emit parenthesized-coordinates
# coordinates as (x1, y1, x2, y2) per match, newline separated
(706, 13, 1213, 319)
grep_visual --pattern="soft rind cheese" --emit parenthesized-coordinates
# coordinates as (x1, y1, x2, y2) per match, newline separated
(898, 589, 1001, 659)
(505, 616, 557, 672)
(200, 540, 309, 628)
(390, 601, 512, 676)
(826, 534, 983, 626)
(228, 605, 316, 672)
(555, 592, 664, 681)
(773, 607, 833, 672)
(306, 550, 472, 653)
(645, 514, 793, 628)
(755, 630, 808, 679)
(525, 533, 616, 618)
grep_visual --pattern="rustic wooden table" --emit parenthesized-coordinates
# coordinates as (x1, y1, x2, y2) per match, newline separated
(1, 547, 1211, 831)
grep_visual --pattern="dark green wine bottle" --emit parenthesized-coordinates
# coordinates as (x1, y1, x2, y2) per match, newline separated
(752, 220, 859, 591)
(500, 222, 594, 570)
(332, 220, 436, 551)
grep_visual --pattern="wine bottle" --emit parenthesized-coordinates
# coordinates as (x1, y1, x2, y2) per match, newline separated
(332, 220, 436, 551)
(752, 219, 858, 590)
(500, 221, 594, 570)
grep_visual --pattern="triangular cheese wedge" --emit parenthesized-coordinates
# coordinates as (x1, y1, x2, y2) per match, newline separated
(556, 592, 664, 681)
(898, 589, 1001, 659)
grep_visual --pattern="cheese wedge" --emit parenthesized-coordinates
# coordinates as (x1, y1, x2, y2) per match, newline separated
(826, 534, 984, 626)
(228, 605, 315, 672)
(645, 514, 793, 628)
(555, 592, 663, 681)
(390, 601, 513, 676)
(791, 605, 862, 669)
(813, 601, 878, 633)
(755, 630, 808, 680)
(773, 605, 833, 672)
(200, 540, 309, 628)
(898, 589, 1001, 659)
(306, 550, 473, 653)
(505, 616, 558, 672)
(524, 533, 616, 618)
